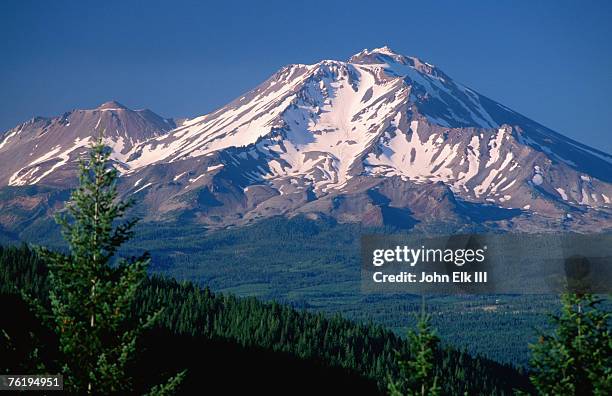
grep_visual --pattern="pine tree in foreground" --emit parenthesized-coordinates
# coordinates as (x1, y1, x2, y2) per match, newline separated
(527, 293, 611, 396)
(32, 137, 185, 394)
(388, 307, 441, 396)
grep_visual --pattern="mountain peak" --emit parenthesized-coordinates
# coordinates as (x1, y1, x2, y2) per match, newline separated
(350, 45, 400, 59)
(98, 100, 128, 110)
(369, 45, 399, 56)
(348, 46, 431, 69)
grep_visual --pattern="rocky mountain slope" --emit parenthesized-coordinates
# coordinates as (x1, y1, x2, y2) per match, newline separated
(1, 47, 611, 234)
(0, 101, 175, 187)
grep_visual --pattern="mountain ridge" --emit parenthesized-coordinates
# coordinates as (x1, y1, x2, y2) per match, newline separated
(0, 101, 175, 186)
(0, 47, 610, 233)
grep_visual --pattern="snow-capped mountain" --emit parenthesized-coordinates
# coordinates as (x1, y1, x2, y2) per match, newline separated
(0, 101, 175, 187)
(1, 47, 611, 233)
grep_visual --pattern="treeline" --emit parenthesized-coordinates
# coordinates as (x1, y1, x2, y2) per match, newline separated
(0, 244, 532, 395)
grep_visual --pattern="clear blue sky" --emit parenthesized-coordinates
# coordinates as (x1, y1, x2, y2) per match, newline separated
(1, 0, 611, 152)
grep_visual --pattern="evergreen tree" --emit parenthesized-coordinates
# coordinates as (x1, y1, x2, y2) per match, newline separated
(388, 305, 441, 396)
(32, 137, 184, 394)
(528, 293, 611, 396)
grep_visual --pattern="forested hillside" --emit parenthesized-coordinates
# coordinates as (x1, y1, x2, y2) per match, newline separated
(0, 244, 532, 395)
(1, 214, 554, 367)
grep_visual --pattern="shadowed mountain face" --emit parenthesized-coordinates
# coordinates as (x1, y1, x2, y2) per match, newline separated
(1, 47, 611, 234)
